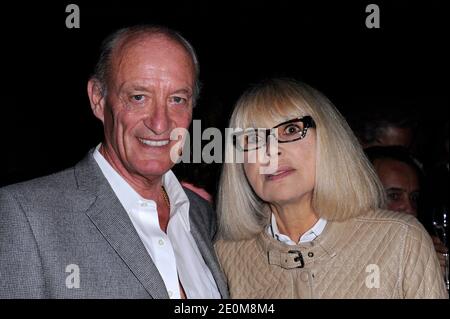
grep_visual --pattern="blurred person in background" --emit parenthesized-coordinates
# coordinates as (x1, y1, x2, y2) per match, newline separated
(365, 146, 448, 276)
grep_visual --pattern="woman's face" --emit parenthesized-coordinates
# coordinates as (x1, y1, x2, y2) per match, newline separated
(242, 116, 317, 207)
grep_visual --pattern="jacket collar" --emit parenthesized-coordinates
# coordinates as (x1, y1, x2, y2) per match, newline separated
(74, 149, 169, 298)
(257, 220, 342, 268)
(186, 191, 230, 299)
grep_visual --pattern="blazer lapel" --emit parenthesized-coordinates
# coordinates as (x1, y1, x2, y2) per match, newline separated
(74, 150, 168, 299)
(188, 199, 229, 298)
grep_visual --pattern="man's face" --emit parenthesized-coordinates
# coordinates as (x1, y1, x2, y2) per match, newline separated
(373, 158, 420, 216)
(92, 35, 194, 179)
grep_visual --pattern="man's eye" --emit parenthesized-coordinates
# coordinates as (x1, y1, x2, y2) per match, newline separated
(387, 192, 401, 201)
(410, 192, 420, 204)
(170, 96, 187, 104)
(131, 95, 145, 102)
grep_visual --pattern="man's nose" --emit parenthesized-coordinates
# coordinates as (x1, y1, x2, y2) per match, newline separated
(143, 102, 170, 135)
(405, 198, 417, 216)
(398, 199, 415, 216)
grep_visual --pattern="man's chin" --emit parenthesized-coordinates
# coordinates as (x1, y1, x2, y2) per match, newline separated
(133, 161, 174, 178)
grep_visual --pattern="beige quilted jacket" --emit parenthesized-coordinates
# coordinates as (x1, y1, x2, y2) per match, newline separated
(215, 209, 448, 299)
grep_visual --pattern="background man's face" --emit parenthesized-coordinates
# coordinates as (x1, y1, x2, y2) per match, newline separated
(102, 35, 194, 178)
(373, 158, 420, 216)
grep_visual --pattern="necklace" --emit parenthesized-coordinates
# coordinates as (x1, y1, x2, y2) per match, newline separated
(161, 186, 171, 210)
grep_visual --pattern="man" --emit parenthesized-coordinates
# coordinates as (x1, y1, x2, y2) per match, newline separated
(365, 146, 421, 217)
(0, 25, 228, 298)
(365, 145, 448, 278)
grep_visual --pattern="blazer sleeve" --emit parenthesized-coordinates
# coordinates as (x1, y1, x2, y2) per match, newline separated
(0, 188, 47, 298)
(401, 218, 448, 299)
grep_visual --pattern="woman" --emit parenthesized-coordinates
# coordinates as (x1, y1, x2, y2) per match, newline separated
(215, 78, 447, 298)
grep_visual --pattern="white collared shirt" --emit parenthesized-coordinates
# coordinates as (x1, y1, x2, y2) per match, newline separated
(93, 145, 220, 299)
(267, 213, 327, 245)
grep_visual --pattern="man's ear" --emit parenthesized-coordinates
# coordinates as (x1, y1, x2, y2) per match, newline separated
(87, 79, 106, 123)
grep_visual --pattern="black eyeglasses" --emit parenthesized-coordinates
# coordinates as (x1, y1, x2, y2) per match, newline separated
(233, 115, 316, 151)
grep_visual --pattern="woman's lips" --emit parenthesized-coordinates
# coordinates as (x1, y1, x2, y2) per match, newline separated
(265, 168, 295, 181)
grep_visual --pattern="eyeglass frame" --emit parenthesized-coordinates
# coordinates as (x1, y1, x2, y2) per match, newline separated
(232, 115, 316, 152)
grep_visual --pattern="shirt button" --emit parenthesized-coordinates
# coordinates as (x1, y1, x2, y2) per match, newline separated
(158, 239, 164, 246)
(141, 202, 148, 207)
(300, 272, 309, 282)
(168, 290, 173, 297)
(308, 252, 314, 258)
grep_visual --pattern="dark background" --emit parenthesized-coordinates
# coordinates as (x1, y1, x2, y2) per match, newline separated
(1, 0, 448, 192)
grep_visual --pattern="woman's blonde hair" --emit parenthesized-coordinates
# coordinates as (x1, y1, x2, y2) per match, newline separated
(217, 78, 386, 241)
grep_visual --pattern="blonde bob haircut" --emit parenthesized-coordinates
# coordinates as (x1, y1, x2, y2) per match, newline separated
(217, 78, 386, 241)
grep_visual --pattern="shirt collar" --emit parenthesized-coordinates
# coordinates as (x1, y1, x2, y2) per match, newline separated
(268, 213, 327, 245)
(93, 144, 191, 230)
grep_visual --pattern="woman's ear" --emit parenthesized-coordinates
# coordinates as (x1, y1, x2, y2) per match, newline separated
(87, 79, 106, 123)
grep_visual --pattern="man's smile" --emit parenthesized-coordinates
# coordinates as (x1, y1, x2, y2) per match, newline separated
(138, 137, 170, 147)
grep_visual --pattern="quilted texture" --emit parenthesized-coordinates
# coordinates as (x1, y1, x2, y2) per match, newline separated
(215, 209, 448, 299)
